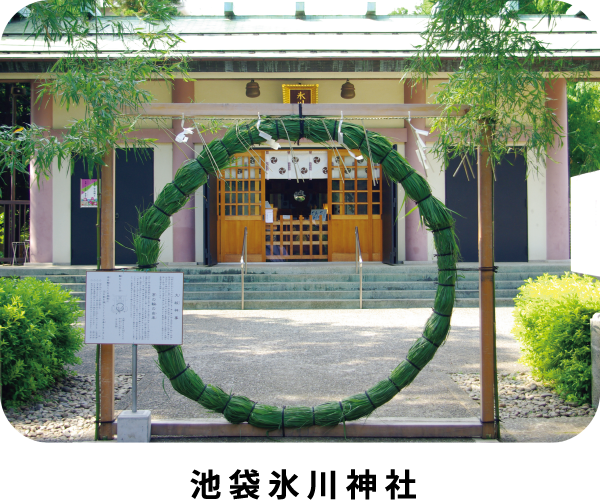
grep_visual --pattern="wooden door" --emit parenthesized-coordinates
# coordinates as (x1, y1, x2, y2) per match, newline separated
(445, 151, 528, 262)
(218, 152, 265, 262)
(328, 150, 382, 261)
(115, 149, 154, 265)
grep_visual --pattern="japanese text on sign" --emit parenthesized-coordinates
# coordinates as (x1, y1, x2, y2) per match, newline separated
(84, 272, 184, 345)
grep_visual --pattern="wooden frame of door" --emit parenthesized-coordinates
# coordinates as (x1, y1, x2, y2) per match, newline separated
(217, 151, 266, 263)
(327, 149, 382, 261)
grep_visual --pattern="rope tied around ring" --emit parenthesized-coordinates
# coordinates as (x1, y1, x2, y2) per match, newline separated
(398, 170, 416, 184)
(388, 377, 401, 392)
(358, 134, 367, 150)
(170, 364, 190, 381)
(196, 384, 208, 402)
(379, 148, 394, 164)
(171, 181, 188, 197)
(222, 394, 233, 413)
(246, 401, 257, 423)
(158, 345, 177, 354)
(137, 263, 159, 269)
(432, 308, 452, 318)
(415, 193, 432, 205)
(405, 358, 422, 372)
(364, 391, 376, 410)
(421, 335, 441, 348)
(152, 203, 173, 218)
(219, 140, 232, 157)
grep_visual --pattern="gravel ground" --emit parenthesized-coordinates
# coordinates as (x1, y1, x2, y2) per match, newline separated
(451, 371, 596, 419)
(4, 374, 142, 442)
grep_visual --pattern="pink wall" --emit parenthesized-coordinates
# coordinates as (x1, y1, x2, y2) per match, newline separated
(545, 79, 570, 260)
(29, 83, 53, 263)
(403, 81, 429, 261)
(171, 79, 196, 262)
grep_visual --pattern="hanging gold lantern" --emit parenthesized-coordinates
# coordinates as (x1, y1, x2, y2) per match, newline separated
(246, 80, 260, 98)
(340, 79, 355, 99)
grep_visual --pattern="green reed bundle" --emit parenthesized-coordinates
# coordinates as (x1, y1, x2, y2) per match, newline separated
(134, 116, 460, 431)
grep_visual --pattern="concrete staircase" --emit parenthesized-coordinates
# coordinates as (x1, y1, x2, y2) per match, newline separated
(0, 261, 571, 310)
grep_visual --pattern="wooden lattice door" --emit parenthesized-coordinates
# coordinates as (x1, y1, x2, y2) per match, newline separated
(217, 152, 265, 262)
(328, 150, 383, 261)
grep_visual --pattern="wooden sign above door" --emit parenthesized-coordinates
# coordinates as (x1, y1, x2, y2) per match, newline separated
(282, 84, 319, 104)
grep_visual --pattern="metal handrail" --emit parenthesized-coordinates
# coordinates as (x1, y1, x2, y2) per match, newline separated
(355, 226, 363, 309)
(241, 227, 248, 310)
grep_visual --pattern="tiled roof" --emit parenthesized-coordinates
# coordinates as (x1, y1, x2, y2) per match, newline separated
(1, 15, 598, 60)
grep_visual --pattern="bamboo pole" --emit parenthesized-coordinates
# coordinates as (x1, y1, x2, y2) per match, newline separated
(478, 122, 498, 439)
(99, 148, 116, 440)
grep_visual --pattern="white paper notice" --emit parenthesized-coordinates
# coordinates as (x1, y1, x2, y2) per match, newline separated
(265, 208, 274, 223)
(84, 272, 184, 345)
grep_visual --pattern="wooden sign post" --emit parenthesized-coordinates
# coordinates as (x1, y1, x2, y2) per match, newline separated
(99, 148, 116, 440)
(478, 122, 498, 439)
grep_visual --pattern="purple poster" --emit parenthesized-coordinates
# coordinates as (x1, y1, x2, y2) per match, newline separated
(80, 179, 98, 208)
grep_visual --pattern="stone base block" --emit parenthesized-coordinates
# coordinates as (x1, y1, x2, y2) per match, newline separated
(592, 313, 600, 409)
(117, 410, 152, 442)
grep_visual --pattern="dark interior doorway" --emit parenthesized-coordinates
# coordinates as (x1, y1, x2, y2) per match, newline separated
(265, 179, 328, 218)
(71, 149, 154, 265)
(444, 150, 528, 262)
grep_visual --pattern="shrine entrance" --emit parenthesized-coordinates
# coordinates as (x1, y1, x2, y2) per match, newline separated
(215, 149, 383, 263)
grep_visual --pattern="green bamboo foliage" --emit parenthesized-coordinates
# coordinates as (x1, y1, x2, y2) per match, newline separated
(135, 116, 459, 430)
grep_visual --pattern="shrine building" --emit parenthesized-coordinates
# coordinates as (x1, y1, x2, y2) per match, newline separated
(1, 4, 596, 266)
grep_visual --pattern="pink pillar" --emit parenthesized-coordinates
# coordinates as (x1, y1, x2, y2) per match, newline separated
(403, 80, 429, 261)
(172, 79, 196, 262)
(545, 79, 570, 260)
(29, 82, 53, 263)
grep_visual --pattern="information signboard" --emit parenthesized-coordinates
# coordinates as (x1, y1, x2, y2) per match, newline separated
(84, 271, 184, 345)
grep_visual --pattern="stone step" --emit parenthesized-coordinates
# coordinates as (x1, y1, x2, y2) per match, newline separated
(60, 271, 560, 284)
(0, 262, 570, 278)
(57, 280, 529, 293)
(182, 297, 516, 309)
(67, 288, 519, 302)
(3, 261, 568, 310)
(185, 289, 518, 300)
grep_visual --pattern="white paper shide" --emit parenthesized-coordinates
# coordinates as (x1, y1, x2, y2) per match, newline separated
(85, 272, 184, 345)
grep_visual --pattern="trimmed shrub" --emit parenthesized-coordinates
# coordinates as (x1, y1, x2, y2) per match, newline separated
(513, 272, 600, 404)
(0, 277, 84, 408)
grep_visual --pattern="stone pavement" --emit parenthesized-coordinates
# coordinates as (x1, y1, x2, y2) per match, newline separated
(67, 307, 595, 443)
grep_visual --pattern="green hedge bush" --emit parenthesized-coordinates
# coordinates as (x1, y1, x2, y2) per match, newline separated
(513, 272, 600, 404)
(0, 276, 84, 408)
